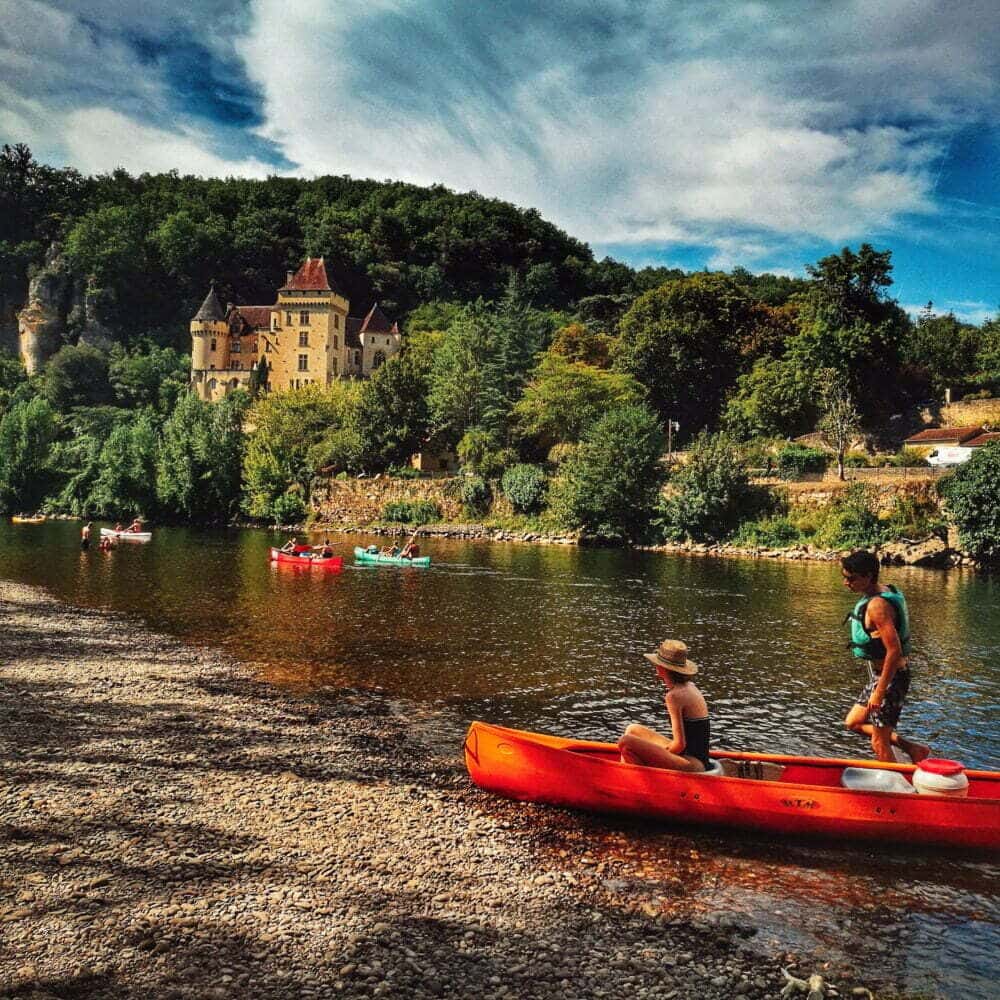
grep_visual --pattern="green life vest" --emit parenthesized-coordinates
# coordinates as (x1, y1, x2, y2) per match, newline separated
(845, 585, 912, 660)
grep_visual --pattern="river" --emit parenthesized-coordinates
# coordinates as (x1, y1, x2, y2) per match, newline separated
(2, 520, 997, 998)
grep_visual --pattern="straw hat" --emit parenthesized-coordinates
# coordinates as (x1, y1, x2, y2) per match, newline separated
(643, 639, 699, 676)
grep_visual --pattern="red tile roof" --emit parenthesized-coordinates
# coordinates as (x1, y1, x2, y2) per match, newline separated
(358, 302, 394, 334)
(904, 426, 983, 445)
(964, 432, 1000, 448)
(280, 257, 344, 294)
(230, 305, 273, 331)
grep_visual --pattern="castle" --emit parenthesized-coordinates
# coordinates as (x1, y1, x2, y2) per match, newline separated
(190, 258, 402, 401)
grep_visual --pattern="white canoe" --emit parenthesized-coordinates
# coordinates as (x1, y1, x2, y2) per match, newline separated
(100, 528, 152, 542)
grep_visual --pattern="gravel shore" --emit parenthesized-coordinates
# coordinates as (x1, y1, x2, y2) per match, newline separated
(1, 581, 900, 1000)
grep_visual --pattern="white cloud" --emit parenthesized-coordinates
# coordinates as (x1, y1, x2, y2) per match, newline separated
(903, 301, 996, 326)
(60, 108, 274, 178)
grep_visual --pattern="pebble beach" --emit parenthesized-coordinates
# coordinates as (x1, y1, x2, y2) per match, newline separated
(1, 581, 938, 999)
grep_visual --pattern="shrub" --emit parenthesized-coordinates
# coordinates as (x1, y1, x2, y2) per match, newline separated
(547, 403, 666, 542)
(731, 516, 803, 548)
(776, 444, 828, 479)
(657, 432, 756, 542)
(810, 483, 883, 549)
(271, 491, 307, 525)
(882, 493, 946, 541)
(388, 464, 422, 479)
(501, 463, 548, 514)
(844, 451, 871, 468)
(940, 441, 1000, 562)
(886, 448, 929, 468)
(459, 474, 492, 517)
(381, 499, 441, 524)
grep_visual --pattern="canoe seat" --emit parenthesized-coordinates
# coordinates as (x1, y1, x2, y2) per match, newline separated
(718, 759, 786, 781)
(841, 767, 916, 794)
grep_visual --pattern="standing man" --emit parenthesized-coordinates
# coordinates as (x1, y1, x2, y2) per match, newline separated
(841, 550, 930, 763)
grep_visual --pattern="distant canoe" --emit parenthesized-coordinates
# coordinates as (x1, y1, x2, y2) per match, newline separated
(100, 528, 152, 542)
(354, 546, 431, 567)
(11, 515, 46, 524)
(269, 547, 343, 570)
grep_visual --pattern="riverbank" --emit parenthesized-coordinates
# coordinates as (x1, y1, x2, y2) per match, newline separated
(2, 580, 914, 1000)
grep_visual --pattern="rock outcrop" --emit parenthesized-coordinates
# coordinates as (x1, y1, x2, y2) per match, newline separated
(16, 245, 114, 372)
(878, 536, 954, 567)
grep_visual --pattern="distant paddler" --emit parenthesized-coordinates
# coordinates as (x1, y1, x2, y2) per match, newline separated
(399, 527, 421, 561)
(81, 522, 92, 550)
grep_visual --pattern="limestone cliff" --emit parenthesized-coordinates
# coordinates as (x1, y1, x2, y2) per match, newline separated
(16, 246, 114, 372)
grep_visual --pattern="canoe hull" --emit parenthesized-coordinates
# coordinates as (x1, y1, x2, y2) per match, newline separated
(100, 528, 151, 542)
(269, 547, 343, 570)
(464, 722, 1000, 851)
(11, 516, 45, 524)
(353, 546, 431, 567)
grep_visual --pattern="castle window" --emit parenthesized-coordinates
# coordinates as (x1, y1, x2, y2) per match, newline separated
(332, 358, 338, 376)
(272, 316, 279, 331)
(210, 338, 217, 351)
(333, 335, 338, 349)
(373, 350, 386, 369)
(231, 341, 241, 353)
(298, 354, 308, 372)
(334, 314, 339, 329)
(208, 379, 217, 390)
(251, 341, 257, 353)
(354, 350, 360, 366)
(299, 311, 309, 325)
(286, 312, 292, 326)
(265, 340, 271, 352)
(299, 331, 308, 347)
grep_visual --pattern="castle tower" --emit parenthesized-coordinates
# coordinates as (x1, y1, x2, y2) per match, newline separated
(190, 284, 229, 399)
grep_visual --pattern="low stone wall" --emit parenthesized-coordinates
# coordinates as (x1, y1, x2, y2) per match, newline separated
(310, 475, 464, 524)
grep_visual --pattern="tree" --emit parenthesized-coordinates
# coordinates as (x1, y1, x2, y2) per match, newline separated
(90, 413, 159, 517)
(0, 350, 26, 420)
(108, 343, 190, 413)
(0, 396, 57, 512)
(548, 322, 615, 367)
(614, 273, 755, 433)
(547, 403, 666, 542)
(157, 391, 248, 521)
(514, 354, 645, 450)
(353, 355, 430, 469)
(658, 432, 755, 542)
(941, 442, 1000, 563)
(722, 357, 817, 441)
(903, 309, 980, 395)
(43, 344, 114, 411)
(816, 371, 862, 481)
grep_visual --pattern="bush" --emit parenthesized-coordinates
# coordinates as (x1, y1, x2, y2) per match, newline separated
(844, 451, 871, 468)
(731, 516, 803, 548)
(810, 483, 883, 549)
(882, 493, 946, 541)
(501, 464, 548, 514)
(547, 403, 666, 542)
(886, 448, 929, 468)
(381, 499, 441, 524)
(271, 491, 307, 525)
(459, 474, 492, 517)
(657, 432, 756, 542)
(388, 464, 422, 479)
(940, 441, 1000, 562)
(776, 444, 828, 479)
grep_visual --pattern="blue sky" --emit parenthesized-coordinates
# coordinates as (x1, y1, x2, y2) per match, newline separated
(1, 0, 997, 323)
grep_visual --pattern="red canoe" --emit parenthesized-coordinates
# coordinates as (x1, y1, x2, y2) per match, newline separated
(269, 547, 343, 571)
(464, 721, 1000, 851)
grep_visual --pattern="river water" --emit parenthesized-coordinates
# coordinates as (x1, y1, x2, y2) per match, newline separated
(2, 521, 997, 997)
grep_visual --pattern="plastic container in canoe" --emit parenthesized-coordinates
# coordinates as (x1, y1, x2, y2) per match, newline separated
(100, 528, 152, 541)
(353, 546, 431, 567)
(269, 547, 343, 570)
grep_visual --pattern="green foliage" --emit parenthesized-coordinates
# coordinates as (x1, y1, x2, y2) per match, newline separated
(89, 413, 159, 517)
(514, 354, 644, 449)
(776, 444, 828, 479)
(940, 442, 1000, 562)
(387, 464, 422, 479)
(816, 371, 862, 478)
(381, 499, 441, 524)
(657, 432, 755, 542)
(614, 273, 756, 434)
(458, 474, 492, 518)
(271, 490, 307, 525)
(731, 515, 803, 548)
(501, 463, 548, 514)
(723, 357, 817, 440)
(108, 343, 190, 413)
(455, 428, 516, 478)
(0, 350, 27, 419)
(844, 451, 871, 468)
(156, 391, 248, 521)
(810, 483, 884, 550)
(0, 396, 57, 512)
(548, 403, 665, 542)
(243, 383, 358, 518)
(42, 344, 114, 411)
(903, 308, 981, 394)
(353, 355, 429, 470)
(881, 493, 945, 541)
(886, 448, 929, 468)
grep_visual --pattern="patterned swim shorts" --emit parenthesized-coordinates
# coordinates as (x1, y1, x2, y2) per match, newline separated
(857, 668, 910, 728)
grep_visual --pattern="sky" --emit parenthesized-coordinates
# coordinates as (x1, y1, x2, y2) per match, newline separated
(1, 0, 998, 323)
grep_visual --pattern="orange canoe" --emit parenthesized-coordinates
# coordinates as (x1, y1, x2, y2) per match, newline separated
(269, 547, 343, 571)
(464, 721, 1000, 851)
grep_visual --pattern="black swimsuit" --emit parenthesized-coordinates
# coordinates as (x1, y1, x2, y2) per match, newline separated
(682, 716, 712, 770)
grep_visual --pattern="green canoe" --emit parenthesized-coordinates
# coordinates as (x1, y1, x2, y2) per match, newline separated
(354, 546, 431, 567)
